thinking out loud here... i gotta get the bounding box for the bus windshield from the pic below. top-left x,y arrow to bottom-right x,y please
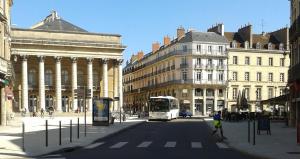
150,98 -> 170,112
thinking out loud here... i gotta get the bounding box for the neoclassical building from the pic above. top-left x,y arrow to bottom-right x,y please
11,11 -> 125,113
123,27 -> 229,116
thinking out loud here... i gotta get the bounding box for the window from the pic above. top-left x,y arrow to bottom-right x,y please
245,56 -> 250,65
218,89 -> 223,97
245,72 -> 250,81
195,88 -> 203,96
183,45 -> 187,52
207,59 -> 212,65
256,88 -> 262,100
208,73 -> 213,81
257,57 -> 262,66
233,72 -> 237,81
231,41 -> 237,48
206,89 -> 214,97
78,70 -> 84,86
208,46 -> 212,52
182,71 -> 187,81
233,88 -> 237,99
268,73 -> 273,82
28,69 -> 37,86
268,88 -> 274,99
62,70 -> 69,85
196,72 -> 201,81
218,73 -> 224,81
280,58 -> 285,66
218,59 -> 224,66
45,95 -> 53,110
233,56 -> 238,64
257,72 -> 262,81
268,43 -> 272,50
245,88 -> 250,99
197,45 -> 201,52
280,73 -> 284,82
196,58 -> 201,65
269,58 -> 273,66
218,46 -> 223,53
181,57 -> 187,64
45,69 -> 53,86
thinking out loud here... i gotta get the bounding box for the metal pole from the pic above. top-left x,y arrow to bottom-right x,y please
70,120 -> 72,143
253,119 -> 256,145
84,86 -> 86,137
119,106 -> 121,124
77,118 -> 79,139
59,121 -> 61,146
248,119 -> 250,143
46,120 -> 48,147
22,122 -> 25,151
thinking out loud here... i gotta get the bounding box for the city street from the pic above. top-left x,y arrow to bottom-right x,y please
40,119 -> 259,159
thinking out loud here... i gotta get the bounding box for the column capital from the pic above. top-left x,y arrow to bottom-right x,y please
55,56 -> 62,62
38,56 -> 45,62
87,57 -> 93,63
116,59 -> 123,65
71,57 -> 77,63
102,58 -> 109,64
21,55 -> 28,61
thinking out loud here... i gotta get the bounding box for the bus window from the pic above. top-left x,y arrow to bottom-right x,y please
150,98 -> 169,112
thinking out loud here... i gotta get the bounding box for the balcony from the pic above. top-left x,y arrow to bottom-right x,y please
194,64 -> 205,69
216,65 -> 226,70
290,16 -> 300,42
206,64 -> 215,70
194,49 -> 227,58
194,80 -> 227,86
180,63 -> 189,68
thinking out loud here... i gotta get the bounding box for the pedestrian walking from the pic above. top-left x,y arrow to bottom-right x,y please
40,108 -> 44,118
211,111 -> 224,140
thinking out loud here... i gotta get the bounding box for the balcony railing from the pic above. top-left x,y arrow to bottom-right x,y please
194,49 -> 227,57
216,65 -> 226,70
194,80 -> 227,85
206,64 -> 215,70
180,63 -> 189,68
194,64 -> 205,69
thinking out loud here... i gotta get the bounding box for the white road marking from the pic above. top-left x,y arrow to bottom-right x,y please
164,141 -> 176,148
110,142 -> 128,149
191,142 -> 202,148
216,142 -> 229,149
84,142 -> 105,149
137,141 -> 152,148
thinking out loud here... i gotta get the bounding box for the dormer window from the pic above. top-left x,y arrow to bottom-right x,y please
244,41 -> 249,49
268,43 -> 272,50
279,43 -> 284,50
256,42 -> 261,49
231,40 -> 237,48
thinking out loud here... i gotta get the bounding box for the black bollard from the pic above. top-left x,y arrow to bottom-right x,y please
253,119 -> 256,145
59,121 -> 61,146
248,119 -> 250,143
77,118 -> 79,139
70,120 -> 72,143
46,120 -> 48,147
22,122 -> 25,151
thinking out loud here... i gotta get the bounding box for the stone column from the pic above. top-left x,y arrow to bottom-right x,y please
118,59 -> 123,111
191,88 -> 195,116
87,58 -> 93,111
214,89 -> 218,111
102,58 -> 108,97
38,56 -> 45,111
113,60 -> 118,111
55,57 -> 62,112
203,88 -> 207,116
21,56 -> 28,111
72,57 -> 78,111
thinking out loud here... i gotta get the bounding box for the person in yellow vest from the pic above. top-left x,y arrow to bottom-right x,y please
212,111 -> 224,140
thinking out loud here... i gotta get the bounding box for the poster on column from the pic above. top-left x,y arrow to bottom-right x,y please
92,97 -> 113,126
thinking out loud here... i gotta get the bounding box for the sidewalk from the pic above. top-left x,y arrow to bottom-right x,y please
204,118 -> 300,159
0,114 -> 146,159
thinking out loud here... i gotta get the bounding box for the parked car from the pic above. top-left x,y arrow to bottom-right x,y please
179,110 -> 192,118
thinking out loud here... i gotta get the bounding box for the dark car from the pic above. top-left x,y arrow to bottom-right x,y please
179,110 -> 192,118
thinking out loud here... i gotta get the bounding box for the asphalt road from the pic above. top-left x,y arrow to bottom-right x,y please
40,119 -> 259,159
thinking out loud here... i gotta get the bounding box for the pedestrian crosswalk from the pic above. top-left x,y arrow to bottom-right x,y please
84,141 -> 229,149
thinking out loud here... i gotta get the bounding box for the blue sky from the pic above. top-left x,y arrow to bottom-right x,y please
11,0 -> 290,63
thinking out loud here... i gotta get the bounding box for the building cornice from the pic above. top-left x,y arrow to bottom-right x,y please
228,48 -> 290,54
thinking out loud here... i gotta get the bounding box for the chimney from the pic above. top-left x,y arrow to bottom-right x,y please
152,42 -> 160,53
137,51 -> 144,60
163,36 -> 171,46
207,23 -> 224,36
177,27 -> 185,39
238,24 -> 253,48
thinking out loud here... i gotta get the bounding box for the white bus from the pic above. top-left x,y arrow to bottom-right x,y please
149,96 -> 179,120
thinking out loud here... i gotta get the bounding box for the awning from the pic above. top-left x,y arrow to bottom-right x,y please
261,94 -> 288,105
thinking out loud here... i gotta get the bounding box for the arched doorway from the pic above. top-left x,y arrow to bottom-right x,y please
45,95 -> 53,111
29,95 -> 37,112
62,96 -> 69,112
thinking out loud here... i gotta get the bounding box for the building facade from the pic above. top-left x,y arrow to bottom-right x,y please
0,0 -> 13,126
289,0 -> 300,144
222,24 -> 290,112
123,27 -> 229,116
11,11 -> 125,114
